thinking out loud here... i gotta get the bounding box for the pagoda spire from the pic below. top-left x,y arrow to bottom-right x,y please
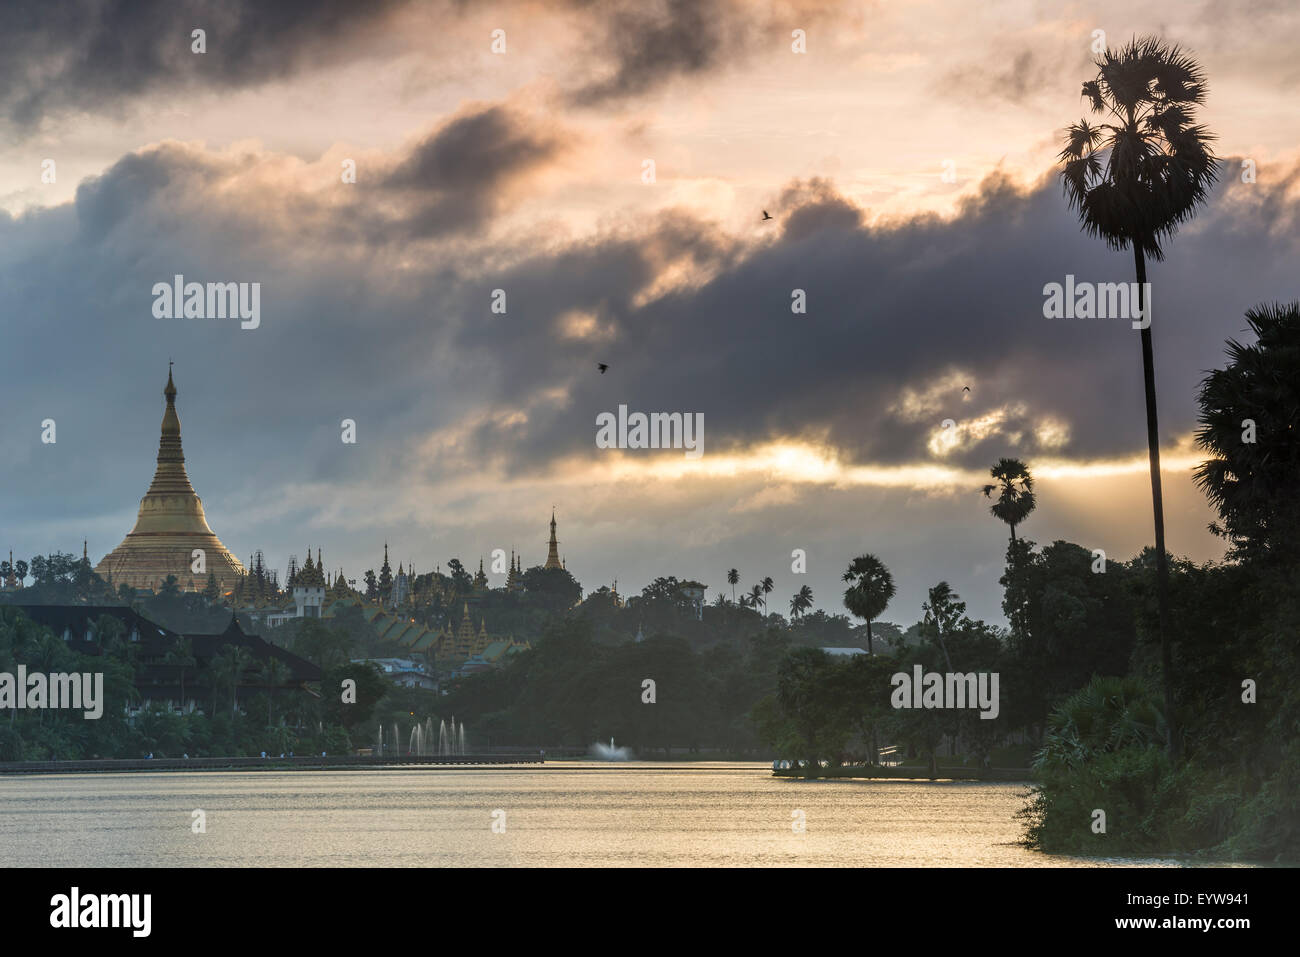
94,366 -> 245,592
544,509 -> 562,570
147,365 -> 196,495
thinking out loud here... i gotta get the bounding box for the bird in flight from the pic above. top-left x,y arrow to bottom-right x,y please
597,363 -> 609,374
762,210 -> 773,221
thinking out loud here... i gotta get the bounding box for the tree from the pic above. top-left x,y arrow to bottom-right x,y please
446,558 -> 472,594
1059,36 -> 1219,762
842,554 -> 895,764
259,657 -> 290,726
760,576 -> 774,609
777,647 -> 851,775
921,581 -> 965,672
158,574 -> 181,599
982,457 -> 1036,543
727,568 -> 739,603
520,565 -> 583,613
1194,302 -> 1300,564
163,638 -> 196,712
748,584 -> 764,614
363,569 -> 378,601
202,572 -> 220,602
789,584 -> 814,619
3,558 -> 29,587
213,646 -> 253,715
841,554 -> 895,655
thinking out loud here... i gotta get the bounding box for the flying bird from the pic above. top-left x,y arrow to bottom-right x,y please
762,210 -> 773,221
597,363 -> 609,374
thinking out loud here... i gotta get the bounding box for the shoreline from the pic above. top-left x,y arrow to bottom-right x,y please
0,753 -> 545,774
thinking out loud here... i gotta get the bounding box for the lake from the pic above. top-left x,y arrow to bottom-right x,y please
0,761 -> 1194,867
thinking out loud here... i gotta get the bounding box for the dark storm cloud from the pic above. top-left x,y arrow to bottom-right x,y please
0,0 -> 408,130
446,165 -> 1300,473
380,105 -> 568,239
568,0 -> 732,106
1,0 -> 839,132
565,0 -> 841,106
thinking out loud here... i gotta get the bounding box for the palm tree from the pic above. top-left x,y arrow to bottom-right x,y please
748,583 -> 764,614
982,457 -> 1036,543
760,576 -> 774,611
789,584 -> 814,619
1059,37 -> 1218,762
163,638 -> 196,713
727,568 -> 739,603
921,582 -> 963,673
841,555 -> 895,655
259,657 -> 290,726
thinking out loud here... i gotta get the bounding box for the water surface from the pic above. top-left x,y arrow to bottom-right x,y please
0,761 -> 1191,867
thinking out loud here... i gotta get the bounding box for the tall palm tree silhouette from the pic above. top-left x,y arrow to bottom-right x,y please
789,584 -> 814,619
982,457 -> 1036,543
842,554 -> 895,655
1059,36 -> 1219,762
727,568 -> 739,603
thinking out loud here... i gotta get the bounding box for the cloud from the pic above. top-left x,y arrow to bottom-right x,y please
380,104 -> 570,238
0,0 -> 409,131
566,0 -> 842,106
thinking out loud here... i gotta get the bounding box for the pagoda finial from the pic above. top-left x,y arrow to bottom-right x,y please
545,508 -> 562,569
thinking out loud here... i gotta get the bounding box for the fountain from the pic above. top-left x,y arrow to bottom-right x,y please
459,723 -> 466,754
392,722 -> 400,758
590,736 -> 632,761
438,719 -> 448,755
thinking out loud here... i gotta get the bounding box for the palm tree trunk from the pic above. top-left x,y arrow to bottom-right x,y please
1134,245 -> 1180,763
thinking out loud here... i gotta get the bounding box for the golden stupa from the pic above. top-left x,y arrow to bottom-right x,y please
95,368 -> 245,593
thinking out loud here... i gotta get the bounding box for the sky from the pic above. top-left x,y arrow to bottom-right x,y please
2,0 -> 1298,628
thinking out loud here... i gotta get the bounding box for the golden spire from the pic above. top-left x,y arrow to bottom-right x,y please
147,365 -> 195,496
94,366 -> 245,593
545,508 -> 562,570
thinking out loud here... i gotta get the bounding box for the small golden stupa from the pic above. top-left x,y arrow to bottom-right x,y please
95,367 -> 245,593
